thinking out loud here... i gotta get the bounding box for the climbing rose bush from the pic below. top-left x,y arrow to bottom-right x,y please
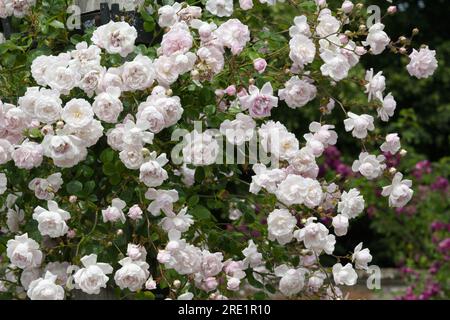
0,0 -> 438,300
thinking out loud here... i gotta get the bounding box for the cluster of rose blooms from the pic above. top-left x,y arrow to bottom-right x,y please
0,0 -> 35,19
0,0 -> 439,300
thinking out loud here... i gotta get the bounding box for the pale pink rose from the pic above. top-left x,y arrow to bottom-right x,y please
253,58 -> 267,73
128,205 -> 143,221
239,0 -> 253,10
225,85 -> 236,96
12,141 -> 44,169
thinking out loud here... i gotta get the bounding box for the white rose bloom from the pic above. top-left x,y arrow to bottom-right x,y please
363,23 -> 390,55
139,152 -> 169,187
65,119 -> 103,148
0,139 -> 14,165
364,68 -> 385,101
378,92 -> 396,121
106,123 -> 126,151
344,112 -> 375,139
381,172 -> 413,208
274,265 -> 307,296
18,87 -> 62,123
61,98 -> 94,129
294,217 -> 335,254
31,55 -> 57,86
289,15 -> 311,37
320,49 -> 351,81
4,106 -> 30,134
316,10 -> 340,37
69,42 -> 102,76
114,257 -> 149,292
352,242 -> 372,270
308,271 -> 326,292
6,233 -> 43,269
337,188 -> 365,219
92,87 -> 123,123
73,254 -> 113,295
206,0 -> 233,17
149,93 -> 184,127
380,133 -> 401,154
91,21 -> 137,57
332,214 -> 349,236
27,271 -> 64,300
276,174 -> 323,208
287,148 -> 319,179
289,34 -> 316,68
267,209 -> 297,245
32,200 -> 71,238
153,55 -> 181,86
220,113 -> 255,145
215,19 -> 250,56
77,65 -> 104,97
97,67 -> 123,93
332,263 -> 358,286
158,3 -> 182,27
136,103 -> 166,134
145,188 -> 179,216
122,119 -> 154,148
160,207 -> 194,233
43,54 -> 80,95
126,244 -> 147,261
0,173 -> 7,194
406,46 -> 438,79
102,198 -> 127,223
351,152 -> 386,180
249,164 -> 287,194
259,121 -> 289,154
119,146 -> 145,170
41,134 -> 87,168
200,250 -> 224,278
242,240 -> 263,269
279,76 -> 317,109
121,54 -> 155,92
182,131 -> 219,166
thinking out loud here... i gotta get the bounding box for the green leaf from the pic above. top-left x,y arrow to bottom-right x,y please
100,148 -> 115,164
49,20 -> 65,29
191,205 -> 211,220
66,181 -> 83,195
187,195 -> 200,207
143,20 -> 155,32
